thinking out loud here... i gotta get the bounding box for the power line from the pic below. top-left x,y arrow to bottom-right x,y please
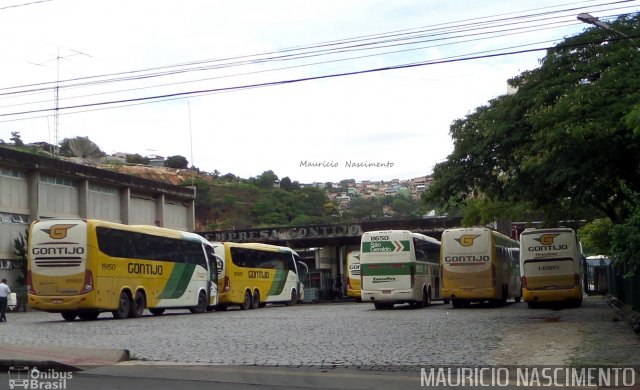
2,0 -> 633,95
0,1 -> 637,122
0,35 -> 629,122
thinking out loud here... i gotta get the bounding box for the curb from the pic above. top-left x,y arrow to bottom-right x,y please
0,344 -> 130,371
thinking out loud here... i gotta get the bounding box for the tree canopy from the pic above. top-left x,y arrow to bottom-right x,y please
424,14 -> 640,225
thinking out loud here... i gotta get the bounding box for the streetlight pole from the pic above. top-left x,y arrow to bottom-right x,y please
577,12 -> 640,49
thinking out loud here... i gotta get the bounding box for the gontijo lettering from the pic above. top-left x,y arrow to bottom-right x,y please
31,247 -> 85,255
444,255 -> 490,263
127,263 -> 163,275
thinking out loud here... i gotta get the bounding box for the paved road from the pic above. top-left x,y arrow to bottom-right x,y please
1,295 -> 638,368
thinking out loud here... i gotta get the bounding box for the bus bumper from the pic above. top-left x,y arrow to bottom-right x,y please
28,293 -> 97,312
442,287 -> 497,300
523,287 -> 582,303
361,289 -> 414,303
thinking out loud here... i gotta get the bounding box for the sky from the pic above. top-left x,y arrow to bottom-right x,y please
0,0 -> 636,184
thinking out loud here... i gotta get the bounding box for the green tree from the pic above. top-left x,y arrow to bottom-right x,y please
166,155 -> 189,169
425,14 -> 640,225
578,218 -> 613,257
252,170 -> 279,188
13,230 -> 28,285
280,176 -> 296,191
611,207 -> 640,277
10,132 -> 24,146
126,153 -> 150,165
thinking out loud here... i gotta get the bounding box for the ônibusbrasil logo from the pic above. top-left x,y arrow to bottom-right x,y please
8,366 -> 73,389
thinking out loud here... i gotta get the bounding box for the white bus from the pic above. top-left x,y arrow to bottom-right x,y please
441,227 -> 521,308
360,230 -> 442,310
519,227 -> 584,308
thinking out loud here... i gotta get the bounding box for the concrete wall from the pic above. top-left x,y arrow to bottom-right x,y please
0,147 -> 197,281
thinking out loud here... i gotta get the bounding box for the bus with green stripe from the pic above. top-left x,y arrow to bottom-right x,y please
212,242 -> 307,310
27,218 -> 219,321
360,230 -> 442,310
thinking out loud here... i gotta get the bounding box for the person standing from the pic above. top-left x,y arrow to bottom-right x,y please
0,278 -> 10,322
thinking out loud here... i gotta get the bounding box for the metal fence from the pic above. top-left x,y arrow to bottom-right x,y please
606,265 -> 640,311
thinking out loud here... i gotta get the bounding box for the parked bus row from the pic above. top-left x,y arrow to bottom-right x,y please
358,227 -> 584,310
27,218 -> 307,321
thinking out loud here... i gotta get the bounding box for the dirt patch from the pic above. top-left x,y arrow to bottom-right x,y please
492,321 -> 583,365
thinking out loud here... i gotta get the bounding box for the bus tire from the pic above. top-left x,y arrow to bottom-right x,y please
78,312 -> 100,321
251,290 -> 260,309
285,289 -> 298,306
149,308 -> 165,316
61,312 -> 77,321
374,302 -> 386,310
130,290 -> 146,318
112,291 -> 131,319
417,287 -> 428,308
189,291 -> 208,313
241,290 -> 252,310
452,299 -> 464,309
426,287 -> 432,307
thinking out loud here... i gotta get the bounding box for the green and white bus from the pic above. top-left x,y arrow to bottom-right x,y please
360,230 -> 442,310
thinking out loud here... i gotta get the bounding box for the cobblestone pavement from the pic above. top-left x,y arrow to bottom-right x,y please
1,296 -> 638,368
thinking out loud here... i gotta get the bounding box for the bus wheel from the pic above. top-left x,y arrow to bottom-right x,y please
426,288 -> 432,307
285,289 -> 298,306
374,302 -> 385,310
61,312 -> 77,321
78,312 -> 100,321
149,308 -> 165,316
213,304 -> 228,311
112,291 -> 131,319
190,291 -> 208,314
241,290 -> 252,310
130,291 -> 146,318
251,290 -> 260,309
452,299 -> 464,309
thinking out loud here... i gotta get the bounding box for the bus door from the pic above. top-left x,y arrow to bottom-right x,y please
205,245 -> 221,306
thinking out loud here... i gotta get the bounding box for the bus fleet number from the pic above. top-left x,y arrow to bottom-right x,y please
537,265 -> 560,271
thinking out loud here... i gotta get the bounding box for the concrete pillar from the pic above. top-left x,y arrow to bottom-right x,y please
120,187 -> 130,225
78,180 -> 89,218
155,193 -> 165,227
186,185 -> 196,232
187,199 -> 195,232
27,170 -> 40,222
